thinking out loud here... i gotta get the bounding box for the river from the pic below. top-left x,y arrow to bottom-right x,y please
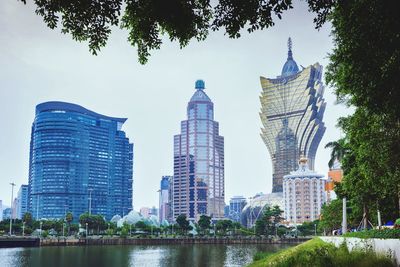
0,244 -> 292,267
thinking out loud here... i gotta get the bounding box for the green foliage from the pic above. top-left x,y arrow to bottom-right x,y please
249,238 -> 395,267
19,0 -> 336,64
297,221 -> 319,236
254,205 -> 284,236
79,213 -> 107,234
198,215 -> 211,235
343,229 -> 400,239
22,212 -> 33,226
324,0 -> 400,224
216,219 -> 233,235
395,219 -> 400,227
41,230 -> 48,238
176,214 -> 190,234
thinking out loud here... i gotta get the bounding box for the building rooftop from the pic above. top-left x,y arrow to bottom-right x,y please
36,101 -> 127,123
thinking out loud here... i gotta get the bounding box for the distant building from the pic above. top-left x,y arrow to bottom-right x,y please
229,196 -> 247,223
140,207 -> 150,218
28,101 -> 133,221
173,80 -> 225,221
3,208 -> 11,220
325,166 -> 343,203
12,198 -> 18,220
224,205 -> 230,218
241,192 -> 284,228
159,176 -> 172,223
17,185 -> 29,219
0,200 -> 3,221
260,38 -> 326,192
150,206 -> 158,217
283,158 -> 326,224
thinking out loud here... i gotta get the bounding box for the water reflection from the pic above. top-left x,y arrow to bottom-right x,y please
0,244 -> 292,267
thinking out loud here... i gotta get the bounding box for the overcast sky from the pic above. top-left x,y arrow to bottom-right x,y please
0,1 -> 351,210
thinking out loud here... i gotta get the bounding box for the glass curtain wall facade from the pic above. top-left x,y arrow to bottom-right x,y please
260,38 -> 326,192
228,196 -> 247,223
28,101 -> 133,221
17,185 -> 29,219
173,80 -> 225,221
159,176 -> 171,223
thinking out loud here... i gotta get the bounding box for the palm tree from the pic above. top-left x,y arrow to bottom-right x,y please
325,138 -> 348,169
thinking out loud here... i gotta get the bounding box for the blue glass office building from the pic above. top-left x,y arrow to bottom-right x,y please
28,101 -> 133,220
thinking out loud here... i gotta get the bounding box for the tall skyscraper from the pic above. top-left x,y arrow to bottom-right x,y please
28,101 -> 133,220
16,184 -> 29,219
173,80 -> 225,221
159,176 -> 172,223
260,38 -> 326,192
283,158 -> 326,224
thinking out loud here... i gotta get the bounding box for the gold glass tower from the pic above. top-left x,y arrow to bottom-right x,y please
260,38 -> 326,192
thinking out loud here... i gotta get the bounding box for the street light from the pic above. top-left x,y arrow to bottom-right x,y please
22,221 -> 26,236
86,222 -> 88,237
88,189 -> 93,215
9,182 -> 16,236
314,224 -> 317,236
40,221 -> 43,238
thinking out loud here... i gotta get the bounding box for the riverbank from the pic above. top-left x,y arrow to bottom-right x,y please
249,238 -> 396,267
0,236 -> 309,248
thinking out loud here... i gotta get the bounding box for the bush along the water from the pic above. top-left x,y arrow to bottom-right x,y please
249,238 -> 395,267
343,229 -> 400,239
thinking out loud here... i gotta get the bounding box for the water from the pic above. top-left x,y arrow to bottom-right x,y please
0,244 -> 292,267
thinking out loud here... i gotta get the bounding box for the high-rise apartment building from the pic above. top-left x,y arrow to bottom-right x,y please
28,101 -> 133,220
17,185 -> 29,219
260,38 -> 326,192
283,158 -> 325,224
173,80 -> 225,221
159,176 -> 172,223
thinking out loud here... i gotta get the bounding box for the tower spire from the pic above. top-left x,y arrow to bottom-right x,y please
287,37 -> 293,60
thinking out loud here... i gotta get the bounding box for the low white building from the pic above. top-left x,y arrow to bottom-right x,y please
283,158 -> 326,224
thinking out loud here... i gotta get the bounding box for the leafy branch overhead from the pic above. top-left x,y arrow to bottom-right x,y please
18,0 -> 335,64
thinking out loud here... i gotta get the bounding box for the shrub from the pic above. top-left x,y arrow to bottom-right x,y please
343,229 -> 400,239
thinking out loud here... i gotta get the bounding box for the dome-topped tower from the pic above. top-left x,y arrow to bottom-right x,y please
281,37 -> 299,77
190,79 -> 211,102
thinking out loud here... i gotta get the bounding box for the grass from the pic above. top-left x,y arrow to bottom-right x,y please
249,238 -> 395,267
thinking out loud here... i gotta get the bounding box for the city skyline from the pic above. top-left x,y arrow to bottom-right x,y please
0,0 -> 352,210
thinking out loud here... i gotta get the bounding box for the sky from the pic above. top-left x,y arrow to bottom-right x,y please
0,1 -> 351,210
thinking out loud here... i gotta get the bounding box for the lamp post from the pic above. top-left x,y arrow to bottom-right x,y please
86,223 -> 88,237
22,221 -> 26,236
40,221 -> 43,238
314,224 -> 317,236
9,182 -> 16,236
88,189 -> 93,215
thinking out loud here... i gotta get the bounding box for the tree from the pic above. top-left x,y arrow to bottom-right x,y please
17,0 -> 335,64
254,205 -> 283,236
325,139 -> 349,169
22,212 -> 33,227
66,212 -> 73,235
176,214 -> 190,234
198,215 -> 211,235
216,220 -> 233,235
